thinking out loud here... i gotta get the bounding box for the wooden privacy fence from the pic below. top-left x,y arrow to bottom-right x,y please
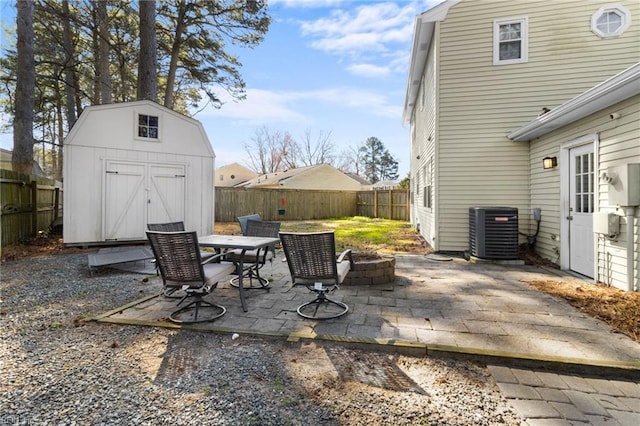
1,182 -> 407,246
0,169 -> 62,247
215,187 -> 409,222
357,189 -> 410,221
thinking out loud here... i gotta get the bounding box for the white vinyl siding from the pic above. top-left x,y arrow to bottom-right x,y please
411,33 -> 438,247
426,0 -> 640,252
529,95 -> 639,291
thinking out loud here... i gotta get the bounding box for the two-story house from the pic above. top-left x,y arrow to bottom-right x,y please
404,0 -> 639,291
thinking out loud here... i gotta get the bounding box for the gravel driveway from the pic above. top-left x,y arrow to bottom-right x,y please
1,252 -> 523,425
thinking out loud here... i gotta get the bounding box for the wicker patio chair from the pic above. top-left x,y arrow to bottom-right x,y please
236,214 -> 262,235
279,231 -> 353,320
226,220 -> 281,289
147,221 -> 186,232
147,222 -> 214,297
146,231 -> 234,324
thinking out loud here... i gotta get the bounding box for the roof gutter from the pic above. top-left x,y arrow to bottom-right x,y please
508,62 -> 640,142
402,0 -> 461,124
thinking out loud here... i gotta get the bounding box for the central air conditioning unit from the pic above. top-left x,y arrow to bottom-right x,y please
469,207 -> 519,260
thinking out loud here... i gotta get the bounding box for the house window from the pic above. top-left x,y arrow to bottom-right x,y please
424,186 -> 432,208
591,5 -> 630,38
493,17 -> 528,65
425,159 -> 432,209
138,114 -> 159,139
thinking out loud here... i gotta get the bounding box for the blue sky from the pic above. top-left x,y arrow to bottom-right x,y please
0,0 -> 443,178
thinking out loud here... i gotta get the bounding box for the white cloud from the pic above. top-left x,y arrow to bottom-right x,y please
195,85 -> 400,125
195,89 -> 308,125
301,87 -> 401,119
293,1 -> 439,77
347,63 -> 391,78
299,2 -> 419,55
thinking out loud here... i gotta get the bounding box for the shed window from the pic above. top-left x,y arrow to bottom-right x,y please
138,114 -> 159,139
493,17 -> 528,65
591,5 -> 630,38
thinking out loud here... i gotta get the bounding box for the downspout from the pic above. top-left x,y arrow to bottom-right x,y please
625,206 -> 637,291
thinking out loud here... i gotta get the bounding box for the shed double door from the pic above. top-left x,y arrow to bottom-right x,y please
104,160 -> 185,240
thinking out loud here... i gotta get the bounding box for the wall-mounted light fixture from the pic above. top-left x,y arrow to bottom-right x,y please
542,156 -> 557,169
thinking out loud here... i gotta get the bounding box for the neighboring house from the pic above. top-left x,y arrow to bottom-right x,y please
239,164 -> 368,190
215,162 -> 257,187
63,100 -> 216,245
404,0 -> 639,291
346,173 -> 373,190
372,180 -> 400,190
0,148 -> 45,176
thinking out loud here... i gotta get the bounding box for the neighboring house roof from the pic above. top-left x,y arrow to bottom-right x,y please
372,180 -> 399,189
239,164 -> 367,190
508,62 -> 640,142
346,173 -> 372,186
403,0 -> 461,123
215,162 -> 257,187
0,148 -> 45,176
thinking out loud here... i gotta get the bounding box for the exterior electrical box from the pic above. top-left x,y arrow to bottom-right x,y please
608,163 -> 640,206
593,212 -> 620,237
469,207 -> 519,260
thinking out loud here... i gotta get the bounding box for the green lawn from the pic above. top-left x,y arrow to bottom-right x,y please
218,216 -> 425,254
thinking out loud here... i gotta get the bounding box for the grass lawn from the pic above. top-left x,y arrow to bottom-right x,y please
214,216 -> 428,255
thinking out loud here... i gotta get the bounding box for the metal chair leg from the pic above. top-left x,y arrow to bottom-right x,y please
169,298 -> 226,324
296,290 -> 349,320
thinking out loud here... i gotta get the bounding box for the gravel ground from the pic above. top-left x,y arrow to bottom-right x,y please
1,252 -> 523,425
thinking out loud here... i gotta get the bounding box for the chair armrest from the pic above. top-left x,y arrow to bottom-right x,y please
337,249 -> 354,270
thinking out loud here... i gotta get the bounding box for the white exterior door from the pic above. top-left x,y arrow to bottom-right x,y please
104,161 -> 186,240
568,145 -> 594,278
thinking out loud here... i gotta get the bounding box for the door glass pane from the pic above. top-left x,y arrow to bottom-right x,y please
573,152 -> 594,214
582,155 -> 588,175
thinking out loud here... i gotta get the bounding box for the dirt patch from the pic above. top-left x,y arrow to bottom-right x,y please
1,235 -> 85,263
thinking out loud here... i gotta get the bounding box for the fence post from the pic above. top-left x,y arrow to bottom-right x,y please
54,187 -> 60,220
374,190 -> 379,218
406,190 -> 410,222
31,180 -> 38,237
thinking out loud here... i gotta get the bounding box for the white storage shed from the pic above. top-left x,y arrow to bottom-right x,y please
63,100 -> 215,246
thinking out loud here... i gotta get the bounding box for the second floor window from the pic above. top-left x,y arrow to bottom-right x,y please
138,114 -> 159,139
494,17 -> 528,65
591,5 -> 630,38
